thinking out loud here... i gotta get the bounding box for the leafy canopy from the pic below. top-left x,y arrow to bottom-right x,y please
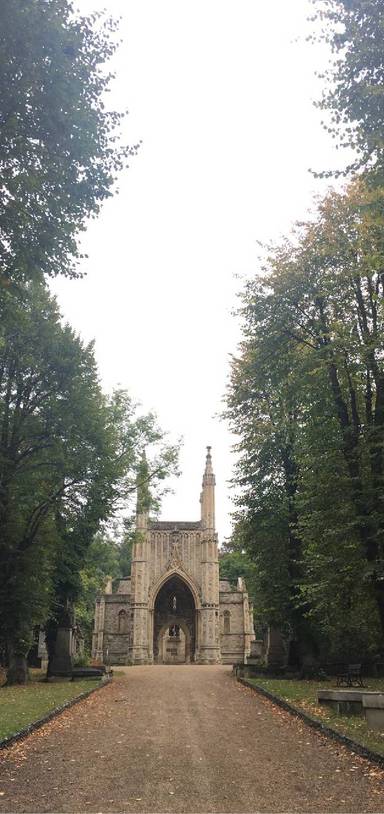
312,0 -> 384,181
0,0 -> 139,288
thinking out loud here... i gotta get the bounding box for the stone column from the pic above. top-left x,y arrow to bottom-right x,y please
240,582 -> 253,662
128,506 -> 150,665
199,447 -> 221,663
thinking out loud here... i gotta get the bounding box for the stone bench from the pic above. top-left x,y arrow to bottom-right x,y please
363,694 -> 384,731
318,689 -> 383,716
317,689 -> 384,729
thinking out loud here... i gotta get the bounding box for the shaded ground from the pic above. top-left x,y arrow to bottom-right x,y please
1,665 -> 384,813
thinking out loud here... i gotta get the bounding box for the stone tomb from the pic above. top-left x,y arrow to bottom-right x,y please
318,689 -> 384,730
318,689 -> 370,716
92,448 -> 255,665
363,694 -> 384,731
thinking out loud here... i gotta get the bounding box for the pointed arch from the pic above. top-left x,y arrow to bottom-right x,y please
117,609 -> 128,634
156,619 -> 192,663
149,567 -> 201,610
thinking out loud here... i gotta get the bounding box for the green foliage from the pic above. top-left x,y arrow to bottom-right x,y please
118,527 -> 134,578
0,0 -> 138,289
219,549 -> 258,608
72,653 -> 90,668
0,282 -> 114,666
74,523 -> 139,652
226,179 -> 384,660
0,282 -> 180,676
49,388 -> 179,612
312,0 -> 384,181
75,531 -> 121,651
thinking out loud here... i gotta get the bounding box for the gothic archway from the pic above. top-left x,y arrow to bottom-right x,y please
153,575 -> 196,663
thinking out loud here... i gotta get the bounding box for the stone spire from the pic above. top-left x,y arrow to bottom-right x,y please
130,451 -> 151,664
200,446 -> 215,531
136,451 -> 150,531
199,446 -> 221,663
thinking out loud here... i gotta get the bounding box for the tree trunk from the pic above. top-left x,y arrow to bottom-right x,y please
6,644 -> 29,685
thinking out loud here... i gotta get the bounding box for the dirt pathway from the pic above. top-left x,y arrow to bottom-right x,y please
1,665 -> 384,813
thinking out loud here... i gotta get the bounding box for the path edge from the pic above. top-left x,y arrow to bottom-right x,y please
0,675 -> 112,751
237,676 -> 384,768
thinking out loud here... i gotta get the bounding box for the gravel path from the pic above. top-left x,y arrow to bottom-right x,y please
1,665 -> 384,813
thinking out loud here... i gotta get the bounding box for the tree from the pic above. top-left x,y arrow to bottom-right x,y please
226,296 -> 316,659
219,548 -> 258,609
266,182 -> 384,640
0,283 -> 180,682
118,524 -> 135,578
0,282 -> 116,682
226,180 -> 384,661
75,531 -> 121,653
0,0 -> 138,291
312,0 -> 384,182
297,391 -> 380,660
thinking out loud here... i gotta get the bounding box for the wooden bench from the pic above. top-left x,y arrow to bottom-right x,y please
336,663 -> 364,688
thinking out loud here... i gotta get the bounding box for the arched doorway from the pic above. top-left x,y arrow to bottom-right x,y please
153,575 -> 196,663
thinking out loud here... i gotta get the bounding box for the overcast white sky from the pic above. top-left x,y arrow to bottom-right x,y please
52,0 -> 345,541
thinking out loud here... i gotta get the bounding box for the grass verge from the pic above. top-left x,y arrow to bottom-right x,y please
0,678 -> 101,741
246,677 -> 384,757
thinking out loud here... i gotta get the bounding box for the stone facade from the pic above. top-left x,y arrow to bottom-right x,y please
92,448 -> 255,665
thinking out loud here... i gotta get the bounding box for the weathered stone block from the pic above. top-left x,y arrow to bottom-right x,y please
363,693 -> 384,730
318,689 -> 383,716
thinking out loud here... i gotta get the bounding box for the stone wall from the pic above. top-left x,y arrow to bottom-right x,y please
102,595 -> 131,665
93,575 -> 254,666
219,590 -> 249,664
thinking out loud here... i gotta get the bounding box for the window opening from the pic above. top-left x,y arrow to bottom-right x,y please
118,609 -> 128,634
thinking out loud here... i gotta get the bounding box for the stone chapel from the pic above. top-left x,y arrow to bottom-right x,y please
92,447 -> 255,665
